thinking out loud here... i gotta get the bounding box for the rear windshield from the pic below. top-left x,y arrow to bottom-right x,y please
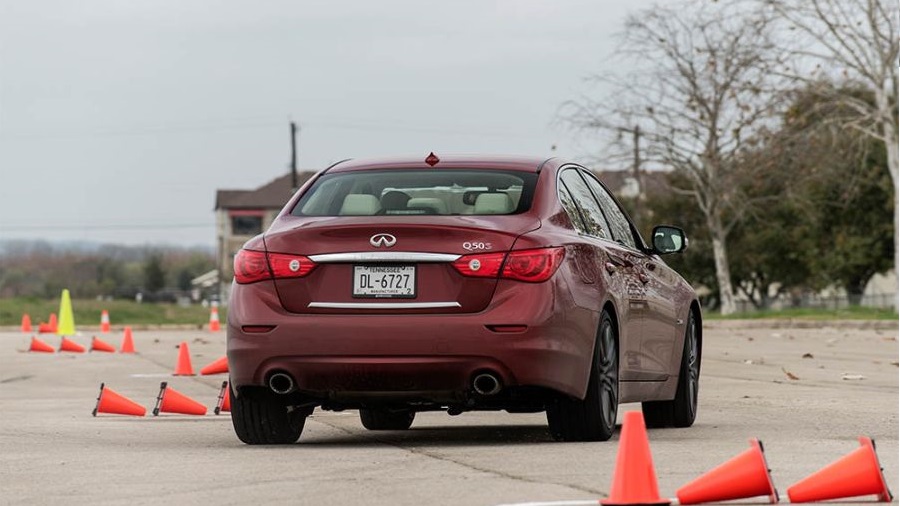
292,169 -> 537,217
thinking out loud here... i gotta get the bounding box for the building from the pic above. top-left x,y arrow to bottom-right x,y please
215,171 -> 315,300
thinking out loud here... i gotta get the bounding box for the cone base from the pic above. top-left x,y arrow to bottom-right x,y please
601,501 -> 670,506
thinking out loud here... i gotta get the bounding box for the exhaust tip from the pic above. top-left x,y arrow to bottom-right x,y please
268,372 -> 295,395
472,373 -> 502,396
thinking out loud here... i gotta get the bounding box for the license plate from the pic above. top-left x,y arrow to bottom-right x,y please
353,265 -> 416,298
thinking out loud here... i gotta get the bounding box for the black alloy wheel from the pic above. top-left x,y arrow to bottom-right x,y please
546,311 -> 618,442
642,311 -> 700,428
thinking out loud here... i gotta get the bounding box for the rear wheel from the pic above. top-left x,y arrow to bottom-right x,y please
546,311 -> 618,442
642,311 -> 700,428
230,386 -> 307,444
359,408 -> 415,430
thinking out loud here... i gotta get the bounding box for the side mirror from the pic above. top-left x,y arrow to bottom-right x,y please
651,225 -> 687,255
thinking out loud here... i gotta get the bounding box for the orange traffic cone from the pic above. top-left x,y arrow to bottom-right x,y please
29,336 -> 55,353
200,355 -> 228,375
787,436 -> 892,503
153,382 -> 207,416
100,310 -> 110,333
90,336 -> 117,353
173,341 -> 195,375
92,383 -> 146,416
676,439 -> 779,505
214,381 -> 231,414
120,326 -> 135,353
208,307 -> 221,332
59,336 -> 86,353
601,411 -> 670,506
21,314 -> 32,333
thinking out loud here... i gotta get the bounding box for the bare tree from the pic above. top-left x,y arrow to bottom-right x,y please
563,1 -> 785,314
764,0 -> 899,307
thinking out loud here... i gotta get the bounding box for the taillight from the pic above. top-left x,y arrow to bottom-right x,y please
267,252 -> 316,278
234,249 -> 270,284
452,247 -> 565,283
233,249 -> 316,284
502,247 -> 565,283
452,252 -> 505,278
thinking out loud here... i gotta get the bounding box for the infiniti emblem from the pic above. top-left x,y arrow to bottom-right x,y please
370,233 -> 397,248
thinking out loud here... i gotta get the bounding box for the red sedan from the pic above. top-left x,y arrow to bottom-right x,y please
227,154 -> 701,443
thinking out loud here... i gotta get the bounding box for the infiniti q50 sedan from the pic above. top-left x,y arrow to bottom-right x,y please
226,154 -> 701,444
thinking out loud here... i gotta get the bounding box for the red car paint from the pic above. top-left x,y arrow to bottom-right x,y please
227,155 -> 699,411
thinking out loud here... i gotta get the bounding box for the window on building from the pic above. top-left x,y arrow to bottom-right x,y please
232,215 -> 263,235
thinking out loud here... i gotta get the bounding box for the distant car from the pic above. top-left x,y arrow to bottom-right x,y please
227,155 -> 701,444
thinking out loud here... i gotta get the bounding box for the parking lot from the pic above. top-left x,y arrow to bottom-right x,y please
0,321 -> 896,505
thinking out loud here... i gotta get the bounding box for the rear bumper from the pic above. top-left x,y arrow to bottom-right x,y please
226,276 -> 598,400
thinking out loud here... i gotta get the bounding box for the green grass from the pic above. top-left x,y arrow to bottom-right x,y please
0,297 -> 226,327
707,305 -> 898,320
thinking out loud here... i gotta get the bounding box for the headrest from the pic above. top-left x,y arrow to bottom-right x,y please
473,193 -> 514,215
339,194 -> 382,215
381,191 -> 411,210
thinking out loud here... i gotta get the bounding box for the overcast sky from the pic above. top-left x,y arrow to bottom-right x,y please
0,0 -> 657,247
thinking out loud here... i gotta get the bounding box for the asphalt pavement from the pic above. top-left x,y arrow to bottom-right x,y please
0,321 -> 896,505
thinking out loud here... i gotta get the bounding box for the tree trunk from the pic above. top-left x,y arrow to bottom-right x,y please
878,88 -> 898,310
708,214 -> 737,315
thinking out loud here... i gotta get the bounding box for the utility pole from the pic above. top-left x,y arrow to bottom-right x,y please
290,121 -> 299,191
632,125 -> 643,214
617,125 -> 644,220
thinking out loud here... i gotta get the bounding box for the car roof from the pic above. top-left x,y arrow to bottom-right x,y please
325,155 -> 558,173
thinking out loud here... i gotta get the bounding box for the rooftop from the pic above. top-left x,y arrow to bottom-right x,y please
215,171 -> 316,210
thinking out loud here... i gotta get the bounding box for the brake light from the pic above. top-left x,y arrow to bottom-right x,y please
452,252 -> 505,278
233,249 -> 316,284
502,247 -> 565,283
267,252 -> 316,278
234,249 -> 270,284
452,247 -> 565,283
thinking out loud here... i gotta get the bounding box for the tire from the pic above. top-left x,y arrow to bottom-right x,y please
546,311 -> 618,442
642,311 -> 700,428
359,408 -> 415,430
230,385 -> 307,444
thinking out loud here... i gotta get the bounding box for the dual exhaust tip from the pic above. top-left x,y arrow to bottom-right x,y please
268,372 -> 295,395
269,371 -> 503,396
472,372 -> 502,396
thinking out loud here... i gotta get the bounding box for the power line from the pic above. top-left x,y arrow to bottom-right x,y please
1,223 -> 214,231
0,116 -> 551,142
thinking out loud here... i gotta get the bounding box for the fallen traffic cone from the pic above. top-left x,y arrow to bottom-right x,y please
153,382 -> 207,416
601,411 -> 670,506
56,289 -> 76,336
29,336 -> 56,353
90,336 -> 116,353
120,326 -> 135,353
787,436 -> 892,503
21,314 -> 32,333
38,313 -> 58,334
59,336 -> 86,353
173,341 -> 194,375
208,307 -> 221,332
676,439 -> 779,504
100,310 -> 110,333
214,381 -> 231,414
92,383 -> 146,416
200,355 -> 228,375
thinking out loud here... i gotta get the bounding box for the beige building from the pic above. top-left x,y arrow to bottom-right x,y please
215,172 -> 315,299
